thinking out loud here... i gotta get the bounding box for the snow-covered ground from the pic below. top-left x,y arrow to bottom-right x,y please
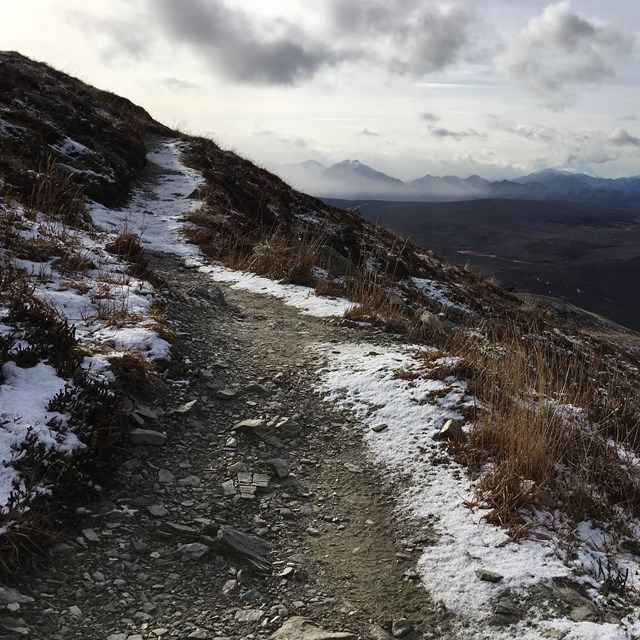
314,341 -> 640,640
199,265 -> 353,317
0,139 -> 204,525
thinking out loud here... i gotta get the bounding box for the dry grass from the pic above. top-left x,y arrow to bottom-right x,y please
107,350 -> 156,390
0,265 -> 125,569
451,320 -> 640,548
185,206 -> 327,288
247,227 -> 325,286
30,157 -> 90,227
343,267 -> 408,332
106,230 -> 150,278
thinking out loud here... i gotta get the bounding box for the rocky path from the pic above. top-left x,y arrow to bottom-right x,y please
6,252 -> 452,640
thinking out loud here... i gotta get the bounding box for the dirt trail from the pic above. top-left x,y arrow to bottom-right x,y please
8,250 -> 453,640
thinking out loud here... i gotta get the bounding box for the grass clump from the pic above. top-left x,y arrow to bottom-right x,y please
30,157 -> 90,227
106,230 -> 150,278
451,319 -> 640,558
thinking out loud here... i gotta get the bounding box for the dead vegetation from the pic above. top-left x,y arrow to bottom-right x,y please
0,265 -> 124,569
438,315 -> 640,566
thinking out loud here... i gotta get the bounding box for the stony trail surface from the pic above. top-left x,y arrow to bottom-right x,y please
8,252 -> 453,640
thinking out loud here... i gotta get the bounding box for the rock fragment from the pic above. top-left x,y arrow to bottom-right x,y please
475,568 -> 503,583
432,419 -> 466,442
270,616 -> 356,639
130,428 -> 167,446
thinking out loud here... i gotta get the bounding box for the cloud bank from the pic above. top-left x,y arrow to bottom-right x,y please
497,1 -> 634,106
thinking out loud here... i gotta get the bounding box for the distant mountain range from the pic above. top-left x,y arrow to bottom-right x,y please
273,161 -> 640,208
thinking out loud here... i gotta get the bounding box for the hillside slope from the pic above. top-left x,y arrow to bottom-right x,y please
2,53 -> 640,640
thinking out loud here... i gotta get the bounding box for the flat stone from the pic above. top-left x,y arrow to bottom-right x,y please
0,587 -> 34,606
252,473 -> 271,488
344,463 -> 363,473
271,616 -> 357,639
134,403 -> 161,420
159,522 -> 199,540
371,423 -> 389,433
69,605 -> 83,617
234,609 -> 264,623
228,461 -> 248,474
222,579 -> 238,596
130,428 -> 167,446
187,631 -> 209,639
246,383 -> 269,394
288,553 -> 317,565
147,504 -> 169,517
152,629 -> 170,637
222,480 -> 237,496
178,475 -> 202,487
81,528 -> 100,546
237,472 -> 253,485
176,542 -> 210,560
369,624 -> 393,640
234,418 -> 265,430
216,389 -> 238,401
107,634 -> 128,640
476,568 -> 503,583
169,399 -> 197,415
0,615 -> 28,633
158,468 -> 175,484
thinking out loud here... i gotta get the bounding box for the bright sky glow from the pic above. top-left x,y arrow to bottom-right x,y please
2,1 -> 639,179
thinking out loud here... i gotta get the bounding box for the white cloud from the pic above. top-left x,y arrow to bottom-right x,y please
496,1 -> 634,106
610,128 -> 640,147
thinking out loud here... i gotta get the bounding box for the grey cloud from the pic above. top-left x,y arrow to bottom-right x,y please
497,1 -> 634,105
430,126 -> 486,140
68,12 -> 151,61
610,128 -> 640,146
153,0 -> 345,86
359,129 -> 380,137
391,6 -> 472,75
329,0 -> 472,75
256,130 -> 308,148
421,111 -> 441,122
488,117 -> 556,143
162,77 -> 201,92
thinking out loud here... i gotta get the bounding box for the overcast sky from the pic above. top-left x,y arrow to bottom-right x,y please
3,1 -> 639,179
